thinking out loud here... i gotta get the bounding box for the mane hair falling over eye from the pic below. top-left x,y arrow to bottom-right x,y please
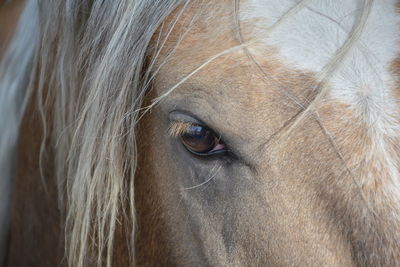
38,1 -> 194,266
0,0 -> 192,266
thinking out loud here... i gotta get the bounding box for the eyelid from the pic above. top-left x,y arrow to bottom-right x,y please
169,110 -> 205,125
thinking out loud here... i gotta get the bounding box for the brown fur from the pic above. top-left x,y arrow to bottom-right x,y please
6,89 -> 64,266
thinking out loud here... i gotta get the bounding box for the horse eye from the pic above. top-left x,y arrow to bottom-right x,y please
180,124 -> 226,155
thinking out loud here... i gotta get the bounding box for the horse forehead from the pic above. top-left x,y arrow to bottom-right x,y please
242,0 -> 400,111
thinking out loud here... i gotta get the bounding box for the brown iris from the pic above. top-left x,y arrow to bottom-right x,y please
170,123 -> 223,155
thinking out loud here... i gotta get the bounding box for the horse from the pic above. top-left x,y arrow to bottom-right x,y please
1,0 -> 400,266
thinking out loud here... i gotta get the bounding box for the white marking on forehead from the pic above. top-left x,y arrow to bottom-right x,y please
241,0 -> 400,129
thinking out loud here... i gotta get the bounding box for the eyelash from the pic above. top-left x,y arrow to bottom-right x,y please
168,121 -> 196,137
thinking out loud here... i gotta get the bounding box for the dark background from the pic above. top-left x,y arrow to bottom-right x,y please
0,0 -> 25,59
